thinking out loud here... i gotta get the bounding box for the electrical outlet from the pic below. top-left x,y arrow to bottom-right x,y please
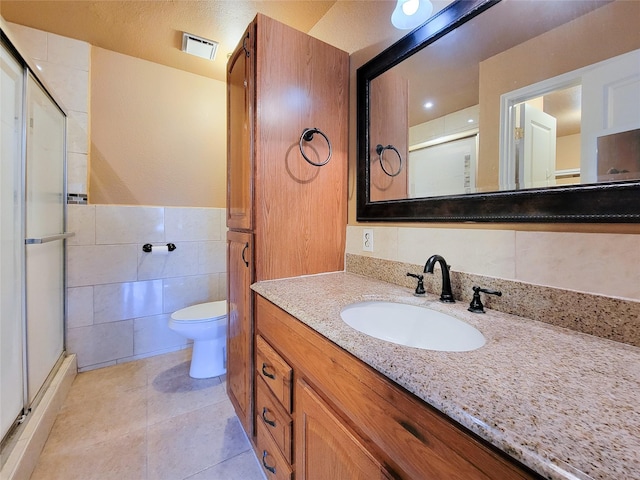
362,228 -> 374,252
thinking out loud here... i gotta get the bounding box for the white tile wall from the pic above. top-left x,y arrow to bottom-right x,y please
93,280 -> 164,324
6,22 -> 90,195
95,205 -> 165,244
346,225 -> 640,301
66,286 -> 94,329
162,274 -> 222,314
165,207 -> 223,242
66,205 -> 227,370
36,61 -> 89,112
67,244 -> 139,286
137,243 -> 199,281
133,314 -> 186,356
514,231 -> 640,300
409,105 -> 479,145
66,321 -> 134,367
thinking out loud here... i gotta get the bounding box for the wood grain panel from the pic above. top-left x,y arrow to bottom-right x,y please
227,25 -> 255,231
296,379 -> 392,480
253,14 -> 348,281
256,375 -> 293,462
256,334 -> 293,413
226,230 -> 253,435
256,418 -> 294,480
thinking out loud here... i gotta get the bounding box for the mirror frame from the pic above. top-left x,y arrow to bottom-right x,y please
356,0 -> 640,223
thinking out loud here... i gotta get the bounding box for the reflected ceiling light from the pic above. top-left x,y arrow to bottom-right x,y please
424,101 -> 434,109
391,0 -> 434,30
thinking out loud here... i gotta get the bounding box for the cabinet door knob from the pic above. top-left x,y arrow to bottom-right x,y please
262,450 -> 276,474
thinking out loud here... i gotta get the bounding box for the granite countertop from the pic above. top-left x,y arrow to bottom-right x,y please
251,272 -> 640,480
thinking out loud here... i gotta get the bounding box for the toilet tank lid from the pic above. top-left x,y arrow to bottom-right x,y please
171,301 -> 227,321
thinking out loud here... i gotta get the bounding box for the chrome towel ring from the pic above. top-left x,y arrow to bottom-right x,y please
375,144 -> 403,177
299,128 -> 332,166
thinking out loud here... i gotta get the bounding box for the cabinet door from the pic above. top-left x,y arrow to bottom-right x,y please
253,15 -> 348,281
227,230 -> 253,435
226,23 -> 254,231
296,379 -> 391,480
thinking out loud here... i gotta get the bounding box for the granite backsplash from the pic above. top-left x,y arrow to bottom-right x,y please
346,253 -> 640,348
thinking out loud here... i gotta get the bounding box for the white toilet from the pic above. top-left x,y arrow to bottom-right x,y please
168,301 -> 227,379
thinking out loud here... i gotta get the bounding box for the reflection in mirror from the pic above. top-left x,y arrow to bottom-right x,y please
366,0 -> 640,203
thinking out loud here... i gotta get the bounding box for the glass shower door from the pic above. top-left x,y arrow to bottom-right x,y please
1,41 -> 26,440
24,73 -> 66,404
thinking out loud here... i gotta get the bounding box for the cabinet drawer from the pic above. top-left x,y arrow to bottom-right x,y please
256,375 -> 293,462
256,416 -> 294,480
256,335 -> 293,412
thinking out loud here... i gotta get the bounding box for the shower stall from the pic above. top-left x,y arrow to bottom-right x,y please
1,30 -> 69,447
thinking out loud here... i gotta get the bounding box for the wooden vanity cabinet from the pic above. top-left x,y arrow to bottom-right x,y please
255,295 -> 542,480
296,379 -> 394,480
226,13 -> 348,442
255,334 -> 294,479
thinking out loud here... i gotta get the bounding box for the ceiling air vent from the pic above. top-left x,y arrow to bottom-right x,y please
181,32 -> 218,61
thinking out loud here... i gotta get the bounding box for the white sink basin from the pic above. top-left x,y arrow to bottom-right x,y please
340,301 -> 485,352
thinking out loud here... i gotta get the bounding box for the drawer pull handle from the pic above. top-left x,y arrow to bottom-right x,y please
241,242 -> 249,267
261,363 -> 276,380
262,450 -> 276,474
262,407 -> 277,427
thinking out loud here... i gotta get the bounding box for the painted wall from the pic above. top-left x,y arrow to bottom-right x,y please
478,0 -> 640,181
90,47 -> 226,208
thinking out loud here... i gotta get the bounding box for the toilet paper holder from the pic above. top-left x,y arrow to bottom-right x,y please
142,243 -> 176,253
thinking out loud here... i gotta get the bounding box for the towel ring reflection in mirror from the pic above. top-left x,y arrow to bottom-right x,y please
376,144 -> 403,177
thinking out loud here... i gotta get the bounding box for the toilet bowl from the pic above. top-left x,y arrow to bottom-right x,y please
168,301 -> 227,379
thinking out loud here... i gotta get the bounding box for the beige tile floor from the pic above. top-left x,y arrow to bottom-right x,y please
30,349 -> 266,480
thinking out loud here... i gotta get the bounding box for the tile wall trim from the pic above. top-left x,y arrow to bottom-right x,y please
346,253 -> 640,348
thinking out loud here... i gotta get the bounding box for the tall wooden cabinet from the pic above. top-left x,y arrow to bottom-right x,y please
226,14 -> 348,440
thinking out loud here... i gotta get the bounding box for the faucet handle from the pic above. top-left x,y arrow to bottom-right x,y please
407,273 -> 426,296
468,286 -> 502,313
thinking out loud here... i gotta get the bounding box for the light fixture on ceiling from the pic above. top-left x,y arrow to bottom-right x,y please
182,32 -> 218,61
391,0 -> 433,30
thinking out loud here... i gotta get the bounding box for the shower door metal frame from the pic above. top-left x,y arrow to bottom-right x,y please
0,28 -> 70,443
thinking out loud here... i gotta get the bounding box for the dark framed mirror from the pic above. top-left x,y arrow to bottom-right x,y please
357,0 -> 640,222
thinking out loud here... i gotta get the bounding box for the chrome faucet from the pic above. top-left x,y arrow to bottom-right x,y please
424,254 -> 455,303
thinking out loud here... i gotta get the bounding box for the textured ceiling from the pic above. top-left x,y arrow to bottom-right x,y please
0,0 -> 409,82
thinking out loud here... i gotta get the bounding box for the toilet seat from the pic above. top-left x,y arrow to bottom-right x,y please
170,301 -> 226,323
